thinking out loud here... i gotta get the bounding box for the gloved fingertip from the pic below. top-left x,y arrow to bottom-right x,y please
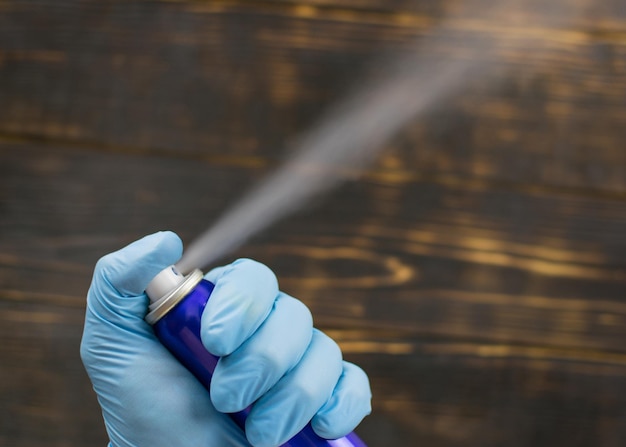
245,421 -> 280,447
203,265 -> 230,284
94,231 -> 184,297
311,361 -> 372,439
210,380 -> 241,413
201,259 -> 279,356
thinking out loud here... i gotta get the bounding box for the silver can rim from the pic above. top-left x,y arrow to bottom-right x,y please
145,269 -> 204,325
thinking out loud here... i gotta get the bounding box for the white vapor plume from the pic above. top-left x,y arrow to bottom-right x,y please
176,0 -> 580,274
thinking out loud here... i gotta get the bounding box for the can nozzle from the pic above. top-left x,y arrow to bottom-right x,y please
146,265 -> 186,304
145,266 -> 205,325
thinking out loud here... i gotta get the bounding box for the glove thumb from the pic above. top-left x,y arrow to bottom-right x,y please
87,231 -> 183,327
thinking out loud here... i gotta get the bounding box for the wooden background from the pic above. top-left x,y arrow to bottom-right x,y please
1,0 -> 626,446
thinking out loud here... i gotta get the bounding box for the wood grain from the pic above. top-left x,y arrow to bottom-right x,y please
0,0 -> 625,191
1,1 -> 626,446
2,140 -> 626,445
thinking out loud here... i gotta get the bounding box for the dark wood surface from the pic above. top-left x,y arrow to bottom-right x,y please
1,1 -> 626,446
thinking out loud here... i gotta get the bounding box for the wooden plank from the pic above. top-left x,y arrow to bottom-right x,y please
0,1 -> 626,191
352,343 -> 626,447
1,1 -> 625,444
260,0 -> 626,22
0,304 -> 107,447
6,303 -> 626,446
0,133 -> 624,447
2,141 -> 625,355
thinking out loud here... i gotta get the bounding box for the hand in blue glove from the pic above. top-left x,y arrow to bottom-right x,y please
80,231 -> 371,447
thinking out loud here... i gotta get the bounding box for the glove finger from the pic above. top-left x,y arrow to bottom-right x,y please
87,231 -> 183,327
203,264 -> 229,283
211,293 -> 313,413
201,258 -> 279,356
311,361 -> 372,439
245,329 -> 343,447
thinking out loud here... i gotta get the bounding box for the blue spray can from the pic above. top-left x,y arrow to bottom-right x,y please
145,266 -> 367,447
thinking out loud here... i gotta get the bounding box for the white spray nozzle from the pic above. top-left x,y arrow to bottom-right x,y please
146,265 -> 186,304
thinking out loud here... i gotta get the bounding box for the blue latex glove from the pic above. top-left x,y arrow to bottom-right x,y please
80,231 -> 371,447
